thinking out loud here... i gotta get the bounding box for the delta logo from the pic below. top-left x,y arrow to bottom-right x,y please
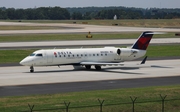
54,52 -> 57,57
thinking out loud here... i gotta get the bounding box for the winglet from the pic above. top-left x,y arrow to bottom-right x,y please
141,56 -> 148,64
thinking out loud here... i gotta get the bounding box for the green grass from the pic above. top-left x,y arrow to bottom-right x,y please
0,49 -> 35,64
0,45 -> 179,64
0,85 -> 180,112
0,25 -> 64,30
0,33 -> 176,42
146,45 -> 180,57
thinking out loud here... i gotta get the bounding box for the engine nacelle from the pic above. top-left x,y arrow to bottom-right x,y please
117,48 -> 138,56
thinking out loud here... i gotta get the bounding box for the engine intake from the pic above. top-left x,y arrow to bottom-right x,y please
117,49 -> 121,55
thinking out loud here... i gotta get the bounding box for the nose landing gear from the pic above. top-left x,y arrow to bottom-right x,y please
30,66 -> 34,73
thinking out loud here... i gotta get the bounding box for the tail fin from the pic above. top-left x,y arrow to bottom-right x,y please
131,31 -> 153,50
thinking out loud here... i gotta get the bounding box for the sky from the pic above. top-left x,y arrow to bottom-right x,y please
0,0 -> 180,9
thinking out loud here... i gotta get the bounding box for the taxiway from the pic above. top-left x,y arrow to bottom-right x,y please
0,59 -> 179,86
0,59 -> 180,96
0,38 -> 180,49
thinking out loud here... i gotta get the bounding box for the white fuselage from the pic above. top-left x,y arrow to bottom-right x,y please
20,47 -> 146,66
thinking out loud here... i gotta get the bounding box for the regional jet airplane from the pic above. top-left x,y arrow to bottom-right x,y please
20,31 -> 154,72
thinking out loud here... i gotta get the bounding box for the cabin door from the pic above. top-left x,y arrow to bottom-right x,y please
46,50 -> 53,63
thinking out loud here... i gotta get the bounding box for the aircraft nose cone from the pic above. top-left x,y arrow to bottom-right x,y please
19,57 -> 33,66
19,60 -> 25,65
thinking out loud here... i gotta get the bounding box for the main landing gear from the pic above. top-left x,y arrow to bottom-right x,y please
85,65 -> 101,71
30,66 -> 34,73
85,65 -> 91,70
95,65 -> 101,71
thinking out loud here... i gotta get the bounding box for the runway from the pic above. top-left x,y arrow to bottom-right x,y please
0,59 -> 180,96
1,38 -> 180,49
0,22 -> 180,35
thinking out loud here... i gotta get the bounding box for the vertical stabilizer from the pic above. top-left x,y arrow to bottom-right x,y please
131,31 -> 153,50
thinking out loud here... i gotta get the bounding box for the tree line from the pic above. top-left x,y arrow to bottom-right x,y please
0,7 -> 70,20
68,7 -> 180,19
0,6 -> 180,20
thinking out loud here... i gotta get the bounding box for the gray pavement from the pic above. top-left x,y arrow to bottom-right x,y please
0,59 -> 180,97
0,59 -> 179,86
1,76 -> 180,97
0,38 -> 180,49
0,22 -> 180,35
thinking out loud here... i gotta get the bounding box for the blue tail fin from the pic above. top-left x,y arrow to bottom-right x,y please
131,31 -> 153,50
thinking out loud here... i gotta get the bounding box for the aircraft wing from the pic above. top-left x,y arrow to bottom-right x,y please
80,61 -> 147,69
80,56 -> 148,69
80,62 -> 125,66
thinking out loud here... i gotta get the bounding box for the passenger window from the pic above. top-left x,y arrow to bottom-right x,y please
36,54 -> 43,57
101,54 -> 103,56
97,54 -> 99,56
93,54 -> 95,56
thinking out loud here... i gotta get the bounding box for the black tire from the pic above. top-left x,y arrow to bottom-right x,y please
30,66 -> 34,73
95,65 -> 101,71
85,65 -> 91,70
30,69 -> 34,73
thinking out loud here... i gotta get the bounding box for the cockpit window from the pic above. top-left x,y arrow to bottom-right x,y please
30,53 -> 35,56
36,54 -> 43,57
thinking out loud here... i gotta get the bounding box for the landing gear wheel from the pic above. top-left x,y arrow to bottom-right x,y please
95,65 -> 101,71
30,66 -> 34,73
30,69 -> 34,73
85,65 -> 91,70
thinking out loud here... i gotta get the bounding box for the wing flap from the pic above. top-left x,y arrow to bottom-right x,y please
80,56 -> 148,69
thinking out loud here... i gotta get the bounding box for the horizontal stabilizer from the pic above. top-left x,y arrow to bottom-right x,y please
145,32 -> 166,35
